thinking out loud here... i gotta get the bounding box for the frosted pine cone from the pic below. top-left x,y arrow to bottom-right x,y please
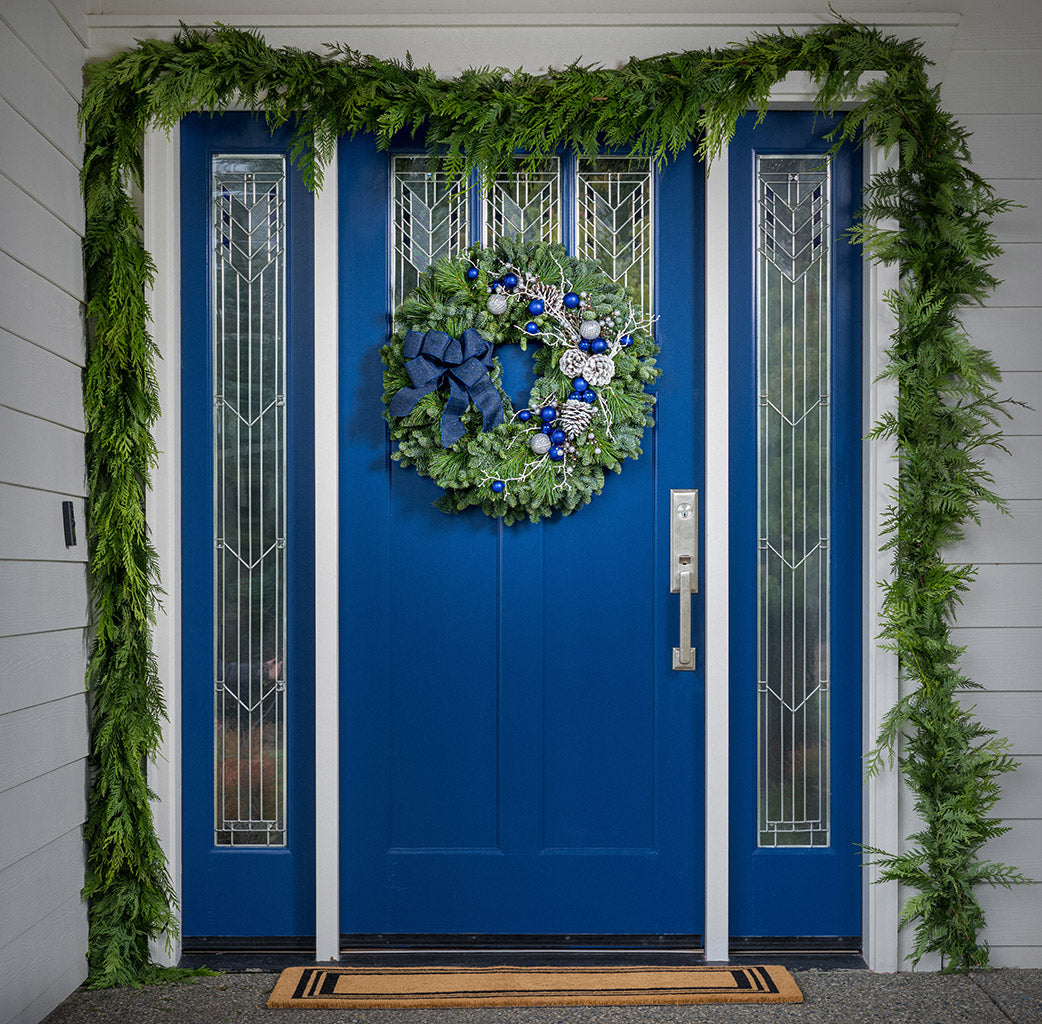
583,353 -> 615,387
558,348 -> 589,378
559,399 -> 595,439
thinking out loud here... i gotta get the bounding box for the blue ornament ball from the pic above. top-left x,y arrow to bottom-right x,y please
491,479 -> 505,493
466,266 -> 480,281
517,409 -> 532,422
583,389 -> 597,404
540,406 -> 557,422
563,291 -> 581,309
502,272 -> 519,289
525,321 -> 540,335
527,298 -> 545,316
591,338 -> 608,354
541,423 -> 553,434
578,339 -> 591,352
568,390 -> 581,401
550,428 -> 566,445
619,334 -> 633,347
549,446 -> 565,461
572,376 -> 588,393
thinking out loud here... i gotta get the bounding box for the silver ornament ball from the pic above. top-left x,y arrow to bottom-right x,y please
579,319 -> 601,340
486,293 -> 509,315
529,432 -> 552,456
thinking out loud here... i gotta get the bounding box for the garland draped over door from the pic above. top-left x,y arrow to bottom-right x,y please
79,19 -> 1028,985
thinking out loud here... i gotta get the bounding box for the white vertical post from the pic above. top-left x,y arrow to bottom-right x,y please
314,147 -> 340,962
703,147 -> 730,963
862,138 -> 901,973
144,125 -> 183,967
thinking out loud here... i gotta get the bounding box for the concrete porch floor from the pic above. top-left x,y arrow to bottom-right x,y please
40,959 -> 1042,1024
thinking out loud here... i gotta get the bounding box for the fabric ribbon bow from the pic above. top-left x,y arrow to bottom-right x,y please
389,328 -> 504,448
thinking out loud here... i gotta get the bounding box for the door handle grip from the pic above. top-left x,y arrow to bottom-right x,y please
673,569 -> 696,670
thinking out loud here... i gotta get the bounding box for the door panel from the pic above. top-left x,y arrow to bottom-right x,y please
729,112 -> 863,940
181,114 -> 315,939
338,136 -> 705,936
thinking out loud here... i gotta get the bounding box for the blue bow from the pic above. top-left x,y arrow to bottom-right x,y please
389,328 -> 504,448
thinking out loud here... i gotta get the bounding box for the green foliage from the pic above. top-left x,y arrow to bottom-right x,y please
80,17 -> 1026,983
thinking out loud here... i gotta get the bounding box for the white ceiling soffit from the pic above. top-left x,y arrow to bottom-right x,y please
85,9 -> 959,79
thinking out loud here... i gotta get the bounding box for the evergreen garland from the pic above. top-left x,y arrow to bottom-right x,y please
382,238 -> 659,523
80,17 -> 1027,982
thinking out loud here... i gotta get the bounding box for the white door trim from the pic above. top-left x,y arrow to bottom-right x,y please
145,111 -> 898,969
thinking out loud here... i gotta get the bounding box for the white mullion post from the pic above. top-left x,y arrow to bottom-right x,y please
704,146 -> 730,963
314,145 -> 340,962
862,137 -> 900,973
144,124 -> 183,967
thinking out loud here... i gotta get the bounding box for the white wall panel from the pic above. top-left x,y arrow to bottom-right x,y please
0,23 -> 80,163
51,0 -> 88,46
0,0 -> 85,98
980,886 -> 1042,947
987,249 -> 1042,308
958,115 -> 1042,181
961,308 -> 1042,373
0,761 -> 86,872
950,501 -> 1042,564
0,630 -> 86,716
0,562 -> 88,637
960,693 -> 1042,756
0,329 -> 85,431
0,829 -> 84,949
980,435 -> 1042,501
942,50 -> 1042,114
954,626 -> 1042,692
0,251 -> 83,364
956,564 -> 1042,628
991,181 -> 1042,242
0,486 -> 86,563
0,174 -> 84,301
991,757 -> 1042,819
0,100 -> 84,233
0,407 -> 86,496
0,697 -> 89,795
0,898 -> 87,1024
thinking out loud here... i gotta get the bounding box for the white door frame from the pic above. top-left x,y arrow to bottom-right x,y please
143,86 -> 900,968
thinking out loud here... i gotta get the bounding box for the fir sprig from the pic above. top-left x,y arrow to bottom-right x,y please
80,18 -> 1026,983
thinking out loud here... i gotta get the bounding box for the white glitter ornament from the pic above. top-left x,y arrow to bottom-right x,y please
486,293 -> 509,315
529,432 -> 552,455
559,399 -> 595,439
558,348 -> 589,378
579,319 -> 601,341
583,353 -> 615,387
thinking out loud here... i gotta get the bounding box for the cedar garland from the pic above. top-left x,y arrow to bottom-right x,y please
80,18 -> 1028,983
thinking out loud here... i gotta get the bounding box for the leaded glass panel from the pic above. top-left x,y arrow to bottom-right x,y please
484,159 -> 560,247
212,155 -> 287,846
756,156 -> 831,848
576,157 -> 653,308
392,156 -> 469,310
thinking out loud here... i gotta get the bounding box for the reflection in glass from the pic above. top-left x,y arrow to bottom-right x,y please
485,159 -> 560,247
756,156 -> 831,848
212,155 -> 287,846
576,157 -> 653,308
392,156 -> 469,310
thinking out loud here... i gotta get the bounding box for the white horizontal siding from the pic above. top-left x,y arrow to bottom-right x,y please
954,626 -> 1042,692
0,251 -> 83,364
0,897 -> 87,1024
0,12 -> 89,1021
0,630 -> 87,717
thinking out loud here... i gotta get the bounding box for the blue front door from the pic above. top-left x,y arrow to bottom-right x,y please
179,112 -> 862,945
337,141 -> 706,937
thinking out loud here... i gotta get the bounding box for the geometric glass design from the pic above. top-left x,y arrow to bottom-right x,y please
576,156 -> 653,309
392,155 -> 470,310
212,155 -> 288,846
484,158 -> 560,247
756,156 -> 831,847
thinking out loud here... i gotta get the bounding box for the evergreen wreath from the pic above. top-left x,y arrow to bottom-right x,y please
381,238 -> 659,523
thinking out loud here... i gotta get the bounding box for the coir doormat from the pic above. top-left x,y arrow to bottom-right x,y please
267,964 -> 803,1008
